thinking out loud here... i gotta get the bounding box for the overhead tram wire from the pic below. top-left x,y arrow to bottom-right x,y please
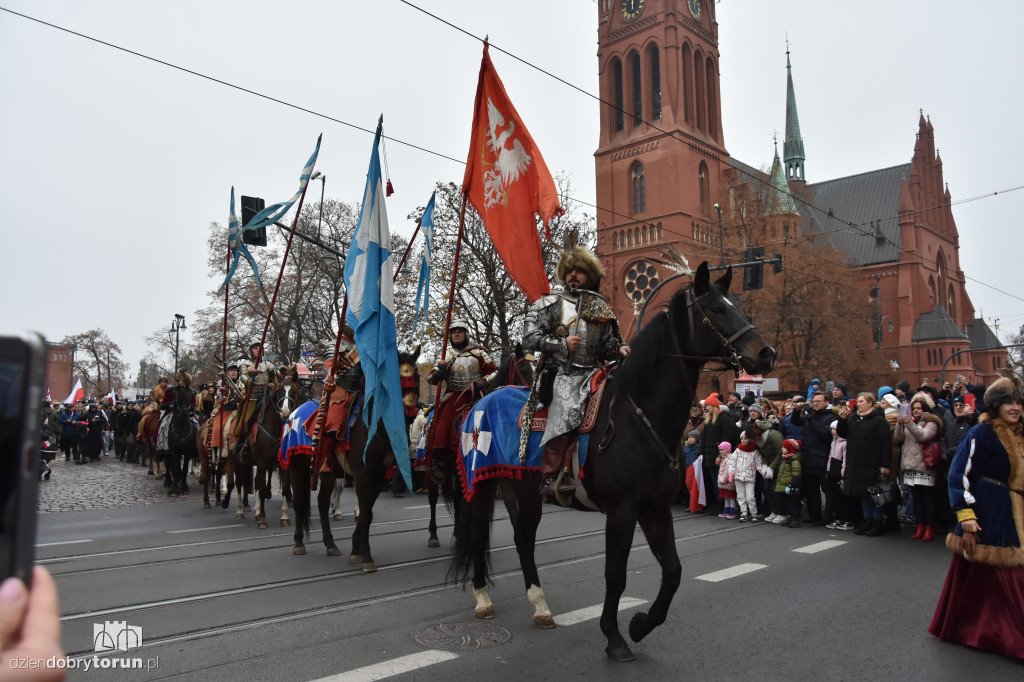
6,4 -> 1021,304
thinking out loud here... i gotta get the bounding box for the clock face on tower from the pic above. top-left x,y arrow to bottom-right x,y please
688,0 -> 702,21
621,0 -> 645,21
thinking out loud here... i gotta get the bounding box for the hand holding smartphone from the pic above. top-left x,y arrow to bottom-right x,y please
0,331 -> 46,586
898,403 -> 913,420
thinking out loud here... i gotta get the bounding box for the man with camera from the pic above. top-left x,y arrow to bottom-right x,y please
788,391 -> 835,525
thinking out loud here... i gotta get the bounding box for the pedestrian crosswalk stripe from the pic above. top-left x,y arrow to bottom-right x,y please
553,597 -> 647,626
36,539 -> 92,547
695,563 -> 767,582
168,524 -> 242,534
792,540 -> 847,554
314,650 -> 458,681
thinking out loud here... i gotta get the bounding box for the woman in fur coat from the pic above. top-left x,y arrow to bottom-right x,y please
894,391 -> 945,540
928,376 -> 1024,659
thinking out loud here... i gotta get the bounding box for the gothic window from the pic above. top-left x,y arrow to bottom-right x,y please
611,58 -> 624,133
628,50 -> 643,126
615,232 -> 621,250
705,56 -> 717,141
656,222 -> 663,241
632,163 -> 646,214
623,260 -> 661,304
947,284 -> 956,318
628,229 -> 634,247
928,276 -> 936,306
698,162 -> 709,216
648,43 -> 662,120
694,49 -> 705,131
681,44 -> 692,125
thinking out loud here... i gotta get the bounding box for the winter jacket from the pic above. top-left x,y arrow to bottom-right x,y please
698,411 -> 740,465
727,442 -> 763,483
837,407 -> 890,497
779,413 -> 806,442
806,379 -> 822,402
775,453 -> 802,494
717,451 -> 736,491
682,444 -> 701,470
760,429 -> 784,475
827,435 -> 847,478
941,414 -> 976,460
59,409 -> 80,437
894,412 -> 943,477
790,405 -> 837,475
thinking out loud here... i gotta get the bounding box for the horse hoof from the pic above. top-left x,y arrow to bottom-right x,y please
293,546 -> 306,555
327,548 -> 341,557
258,521 -> 268,529
220,499 -> 230,509
235,512 -> 245,520
475,606 -> 495,620
348,555 -> 362,564
427,538 -> 441,548
534,614 -> 556,629
203,503 -> 212,510
628,612 -> 652,643
280,519 -> 291,527
361,562 -> 377,573
605,643 -> 635,662
333,513 -> 343,521
244,505 -> 252,512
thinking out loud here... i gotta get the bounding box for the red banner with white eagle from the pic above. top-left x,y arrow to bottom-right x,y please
462,42 -> 563,303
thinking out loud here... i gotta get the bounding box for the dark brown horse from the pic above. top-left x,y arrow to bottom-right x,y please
448,263 -> 776,661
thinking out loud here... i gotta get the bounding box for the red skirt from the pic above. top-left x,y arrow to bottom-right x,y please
928,553 -> 1024,660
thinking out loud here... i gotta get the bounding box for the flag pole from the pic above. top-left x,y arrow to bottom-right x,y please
392,217 -> 422,284
308,292 -> 350,489
432,196 -> 467,410
236,138 -> 321,437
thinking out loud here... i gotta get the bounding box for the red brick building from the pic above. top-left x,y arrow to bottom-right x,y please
45,342 -> 74,402
593,0 -> 1005,390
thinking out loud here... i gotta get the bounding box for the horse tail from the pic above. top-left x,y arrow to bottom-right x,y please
446,480 -> 494,587
294,457 -> 312,541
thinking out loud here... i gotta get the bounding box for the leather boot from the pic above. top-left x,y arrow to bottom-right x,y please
921,525 -> 935,541
865,520 -> 885,537
910,523 -> 925,540
539,435 -> 574,499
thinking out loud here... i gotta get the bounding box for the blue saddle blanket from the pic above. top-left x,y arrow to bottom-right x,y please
458,386 -> 588,500
279,399 -> 319,468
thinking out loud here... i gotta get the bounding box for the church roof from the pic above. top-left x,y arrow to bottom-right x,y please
768,145 -> 797,215
966,318 -> 1003,349
784,51 -> 805,167
800,163 -> 912,266
912,305 -> 969,343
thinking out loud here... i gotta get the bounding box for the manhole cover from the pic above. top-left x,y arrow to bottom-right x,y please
414,622 -> 513,651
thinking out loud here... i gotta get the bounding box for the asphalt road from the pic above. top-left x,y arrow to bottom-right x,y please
34,458 -> 1022,681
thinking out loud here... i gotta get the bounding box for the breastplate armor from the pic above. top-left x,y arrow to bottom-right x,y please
448,352 -> 481,391
558,291 -> 608,369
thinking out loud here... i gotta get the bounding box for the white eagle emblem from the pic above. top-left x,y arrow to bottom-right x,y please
483,98 -> 532,208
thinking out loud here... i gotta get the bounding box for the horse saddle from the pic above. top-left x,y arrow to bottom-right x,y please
518,370 -> 608,434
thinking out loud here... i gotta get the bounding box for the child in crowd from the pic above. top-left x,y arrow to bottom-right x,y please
683,430 -> 704,513
728,431 -> 764,522
774,438 -> 803,528
824,421 -> 853,530
716,440 -> 737,519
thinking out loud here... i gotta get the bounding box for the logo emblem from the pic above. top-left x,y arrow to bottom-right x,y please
483,98 -> 532,208
94,621 -> 143,652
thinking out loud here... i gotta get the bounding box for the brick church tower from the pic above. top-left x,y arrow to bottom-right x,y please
594,0 -> 730,337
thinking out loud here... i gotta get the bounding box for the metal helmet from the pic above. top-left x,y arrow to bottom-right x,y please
449,319 -> 470,334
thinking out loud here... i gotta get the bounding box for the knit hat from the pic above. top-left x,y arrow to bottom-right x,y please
747,403 -> 763,416
741,391 -> 755,406
834,383 -> 848,394
687,429 -> 701,441
895,380 -> 911,394
704,392 -> 721,407
881,394 -> 900,409
952,395 -> 965,405
877,385 -> 894,400
829,420 -> 838,430
983,376 -> 1023,414
781,438 -> 802,454
717,441 -> 732,453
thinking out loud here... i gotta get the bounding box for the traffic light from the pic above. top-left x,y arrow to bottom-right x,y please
771,250 -> 784,274
743,246 -> 765,290
241,195 -> 267,247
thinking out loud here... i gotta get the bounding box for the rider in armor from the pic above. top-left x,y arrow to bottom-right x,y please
231,342 -> 277,459
304,327 -> 362,472
523,246 -> 630,500
208,364 -> 241,458
425,320 -> 496,477
157,371 -> 198,453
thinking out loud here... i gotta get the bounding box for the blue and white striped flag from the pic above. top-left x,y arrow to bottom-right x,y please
218,135 -> 322,293
412,191 -> 435,339
343,122 -> 411,490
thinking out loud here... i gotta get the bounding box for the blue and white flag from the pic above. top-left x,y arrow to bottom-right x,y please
343,123 -> 411,490
412,191 -> 435,339
218,134 -> 322,293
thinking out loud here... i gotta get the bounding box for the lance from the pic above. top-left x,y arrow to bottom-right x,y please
392,215 -> 422,285
235,138 -> 321,438
432,197 -> 467,411
307,293 -> 351,490
206,199 -> 235,450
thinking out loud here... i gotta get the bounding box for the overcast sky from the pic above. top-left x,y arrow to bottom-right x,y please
2,0 -> 1021,379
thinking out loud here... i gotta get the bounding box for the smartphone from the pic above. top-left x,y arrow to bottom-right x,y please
898,403 -> 912,419
964,393 -> 976,409
0,331 -> 46,586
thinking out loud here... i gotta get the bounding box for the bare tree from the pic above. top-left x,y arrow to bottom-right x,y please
61,329 -> 128,397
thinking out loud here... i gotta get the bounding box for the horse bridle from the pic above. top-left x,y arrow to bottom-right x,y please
600,285 -> 758,470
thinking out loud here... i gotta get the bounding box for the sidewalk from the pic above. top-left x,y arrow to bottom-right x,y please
37,453 -> 200,513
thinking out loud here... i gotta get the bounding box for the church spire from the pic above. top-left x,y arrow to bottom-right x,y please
783,41 -> 806,184
769,140 -> 797,215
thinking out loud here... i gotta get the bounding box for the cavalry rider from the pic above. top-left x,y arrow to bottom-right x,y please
208,364 -> 241,459
157,371 -> 198,453
426,320 -> 496,477
304,327 -> 361,478
523,245 -> 630,500
232,342 -> 277,459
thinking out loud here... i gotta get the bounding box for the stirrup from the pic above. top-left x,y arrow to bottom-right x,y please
553,470 -> 575,507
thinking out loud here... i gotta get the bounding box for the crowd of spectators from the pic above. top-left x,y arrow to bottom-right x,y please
679,375 -> 985,539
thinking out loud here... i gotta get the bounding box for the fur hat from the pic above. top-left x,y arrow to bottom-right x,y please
910,391 -> 935,409
782,438 -> 802,454
983,376 -> 1023,415
703,392 -> 721,408
556,246 -> 604,289
175,370 -> 192,388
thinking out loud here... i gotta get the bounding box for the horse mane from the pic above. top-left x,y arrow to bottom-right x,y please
615,287 -> 687,397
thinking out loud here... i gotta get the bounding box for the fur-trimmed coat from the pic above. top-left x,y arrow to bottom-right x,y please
946,416 -> 1024,568
894,412 -> 944,477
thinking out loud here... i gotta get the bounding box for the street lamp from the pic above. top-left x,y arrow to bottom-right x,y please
311,171 -> 335,267
713,203 -> 724,267
876,315 -> 894,349
169,314 -> 186,375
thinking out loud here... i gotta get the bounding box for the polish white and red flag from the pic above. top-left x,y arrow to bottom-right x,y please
63,379 -> 84,405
